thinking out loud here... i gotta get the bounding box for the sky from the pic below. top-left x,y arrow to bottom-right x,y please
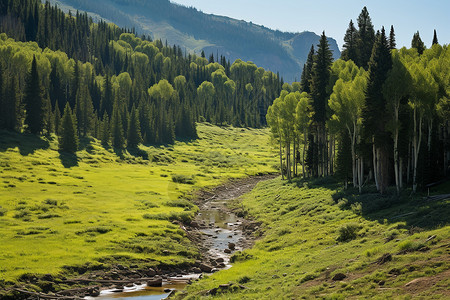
171,0 -> 449,50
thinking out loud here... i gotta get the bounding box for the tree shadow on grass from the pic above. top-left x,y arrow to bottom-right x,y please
0,130 -> 50,156
331,183 -> 450,230
59,152 -> 79,168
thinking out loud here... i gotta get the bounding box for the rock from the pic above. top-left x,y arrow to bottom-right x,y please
389,268 -> 401,276
199,263 -> 213,273
164,288 -> 172,293
219,284 -> 231,289
147,278 -> 163,287
114,285 -> 124,290
208,287 -> 218,295
42,274 -> 53,281
283,273 -> 287,277
192,267 -> 202,274
332,273 -> 347,281
272,274 -> 280,279
217,263 -> 226,268
216,257 -> 225,263
111,289 -> 123,293
146,268 -> 156,276
376,253 -> 392,265
89,287 -> 100,297
228,242 -> 236,250
224,249 -> 231,254
126,283 -> 134,288
162,250 -> 170,255
117,264 -> 125,270
211,268 -> 219,273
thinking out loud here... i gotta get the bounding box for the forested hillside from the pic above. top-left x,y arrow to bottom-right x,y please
0,0 -> 283,149
267,7 -> 449,193
47,0 -> 340,82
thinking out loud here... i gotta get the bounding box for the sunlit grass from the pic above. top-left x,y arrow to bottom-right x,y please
0,123 -> 277,281
181,177 -> 450,299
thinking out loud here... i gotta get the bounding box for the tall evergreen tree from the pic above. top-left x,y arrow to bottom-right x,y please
24,56 -> 44,134
356,7 -> 375,69
362,27 -> 392,193
127,105 -> 142,147
59,103 -> 79,153
341,20 -> 358,62
101,112 -> 110,146
411,31 -> 425,55
300,45 -> 314,93
389,25 -> 396,50
111,95 -> 125,148
432,29 -> 438,45
310,32 -> 333,176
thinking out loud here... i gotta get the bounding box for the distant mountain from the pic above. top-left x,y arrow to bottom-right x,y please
49,0 -> 340,82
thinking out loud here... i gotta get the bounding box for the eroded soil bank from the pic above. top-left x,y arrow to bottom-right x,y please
2,174 -> 276,300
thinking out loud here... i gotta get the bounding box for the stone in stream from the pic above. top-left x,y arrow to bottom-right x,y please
147,278 -> 163,287
199,263 -> 214,273
146,268 -> 156,276
216,257 -> 224,263
228,242 -> 236,250
224,249 -> 232,254
164,288 -> 172,293
192,267 -> 202,273
125,283 -> 134,288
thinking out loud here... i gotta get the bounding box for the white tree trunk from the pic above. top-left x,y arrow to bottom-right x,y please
412,107 -> 423,193
373,141 -> 379,191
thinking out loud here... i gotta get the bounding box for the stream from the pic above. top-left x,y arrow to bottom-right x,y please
88,175 -> 273,300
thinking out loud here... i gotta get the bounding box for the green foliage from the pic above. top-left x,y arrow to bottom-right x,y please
336,223 -> 360,242
171,174 -> 196,185
58,103 -> 79,153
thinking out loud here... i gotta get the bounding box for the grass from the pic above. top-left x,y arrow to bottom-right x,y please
179,177 -> 449,299
0,123 -> 277,283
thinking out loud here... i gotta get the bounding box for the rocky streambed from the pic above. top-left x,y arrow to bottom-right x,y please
6,175 -> 275,300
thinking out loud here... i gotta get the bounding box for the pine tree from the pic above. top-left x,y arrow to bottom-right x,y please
24,55 -> 44,134
356,7 -> 375,69
362,27 -> 392,193
411,31 -> 425,55
0,63 -> 4,129
101,112 -> 110,146
341,20 -> 358,62
432,29 -> 438,45
127,105 -> 142,147
59,103 -> 79,153
310,32 -> 333,176
389,25 -> 396,50
300,45 -> 314,93
310,32 -> 333,127
54,103 -> 61,135
101,74 -> 113,116
111,95 -> 125,148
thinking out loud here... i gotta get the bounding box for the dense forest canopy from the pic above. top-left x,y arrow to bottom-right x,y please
0,0 -> 282,151
267,7 -> 449,193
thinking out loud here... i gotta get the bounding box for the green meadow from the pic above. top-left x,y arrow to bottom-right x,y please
180,177 -> 450,299
0,123 -> 277,282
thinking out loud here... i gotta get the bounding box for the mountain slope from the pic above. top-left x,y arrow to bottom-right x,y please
49,0 -> 340,82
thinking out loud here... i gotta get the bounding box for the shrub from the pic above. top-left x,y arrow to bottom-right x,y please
165,199 -> 194,209
0,206 -> 7,216
398,240 -> 425,252
171,174 -> 195,184
337,223 -> 360,242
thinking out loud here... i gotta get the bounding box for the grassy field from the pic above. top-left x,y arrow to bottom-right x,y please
180,177 -> 450,299
0,123 -> 277,283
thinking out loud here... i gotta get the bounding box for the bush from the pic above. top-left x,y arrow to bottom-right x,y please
337,223 -> 360,242
0,206 -> 7,216
171,174 -> 195,184
398,240 -> 425,252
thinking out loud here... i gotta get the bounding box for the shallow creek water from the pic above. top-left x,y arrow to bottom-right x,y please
90,194 -> 247,300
